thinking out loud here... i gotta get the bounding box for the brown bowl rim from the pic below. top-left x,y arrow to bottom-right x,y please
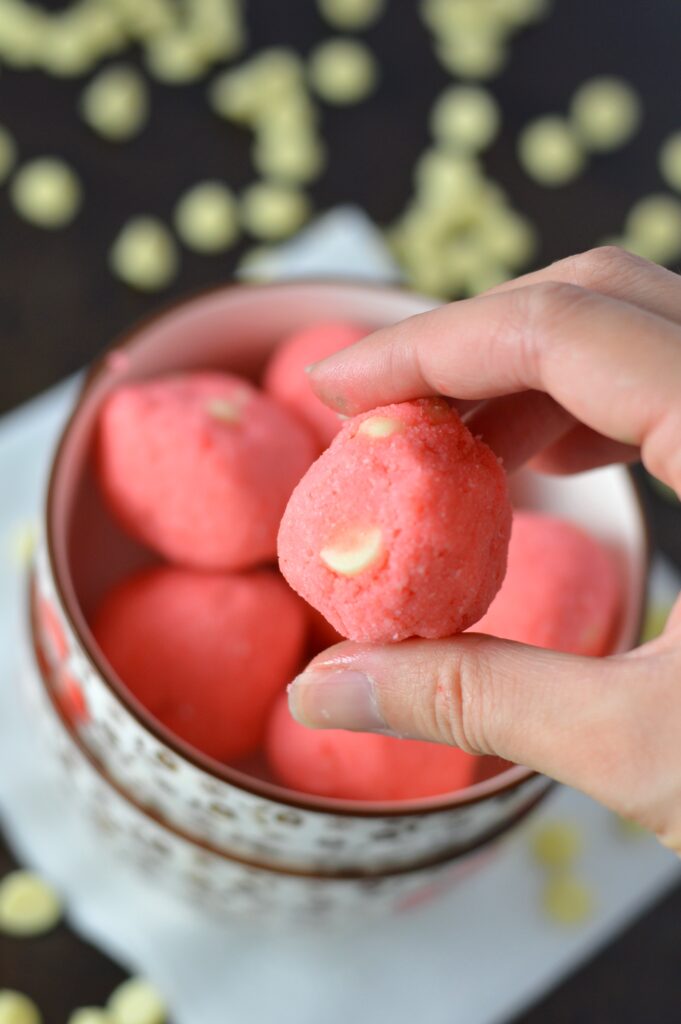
43,278 -> 650,819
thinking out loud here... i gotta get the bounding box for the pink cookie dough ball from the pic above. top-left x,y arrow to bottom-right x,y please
471,511 -> 621,655
278,399 -> 512,642
97,372 -> 317,570
91,566 -> 307,762
263,321 -> 369,447
266,694 -> 482,801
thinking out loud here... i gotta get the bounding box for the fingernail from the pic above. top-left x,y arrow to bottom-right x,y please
288,669 -> 389,732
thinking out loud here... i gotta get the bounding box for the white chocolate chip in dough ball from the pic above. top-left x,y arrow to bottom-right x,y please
569,76 -> 641,152
0,126 -> 17,185
320,525 -> 385,576
10,158 -> 82,228
80,65 -> 149,141
357,416 -> 405,437
240,182 -> 310,240
107,979 -> 166,1024
659,131 -> 681,193
173,181 -> 239,253
308,38 -> 378,104
0,870 -> 62,937
430,85 -> 500,153
625,193 -> 681,264
205,397 -> 241,423
517,116 -> 585,186
317,0 -> 386,30
0,990 -> 42,1024
110,217 -> 179,291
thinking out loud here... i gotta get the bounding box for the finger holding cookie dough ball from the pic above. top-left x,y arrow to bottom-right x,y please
278,398 -> 512,642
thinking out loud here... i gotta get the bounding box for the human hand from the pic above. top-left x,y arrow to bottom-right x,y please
288,247 -> 681,853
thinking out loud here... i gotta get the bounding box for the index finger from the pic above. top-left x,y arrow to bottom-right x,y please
308,280 -> 681,491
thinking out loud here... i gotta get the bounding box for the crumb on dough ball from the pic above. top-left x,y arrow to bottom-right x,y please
278,398 -> 511,643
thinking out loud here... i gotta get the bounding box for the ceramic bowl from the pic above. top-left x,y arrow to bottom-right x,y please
27,280 -> 647,919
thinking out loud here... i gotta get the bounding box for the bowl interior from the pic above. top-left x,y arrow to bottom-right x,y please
46,280 -> 648,812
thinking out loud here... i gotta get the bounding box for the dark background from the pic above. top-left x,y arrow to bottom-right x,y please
1,0 -> 681,1020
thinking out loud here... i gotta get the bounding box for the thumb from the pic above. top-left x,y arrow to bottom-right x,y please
287,635 -> 642,803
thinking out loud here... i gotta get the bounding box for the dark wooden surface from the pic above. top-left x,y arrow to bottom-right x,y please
1,1 -> 681,1021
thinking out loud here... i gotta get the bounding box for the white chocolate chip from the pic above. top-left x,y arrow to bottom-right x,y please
80,65 -> 149,141
569,76 -> 641,152
107,979 -> 166,1024
517,116 -> 585,187
320,526 -> 385,576
0,870 -> 62,937
0,125 -> 17,185
317,0 -> 386,30
10,157 -> 82,229
173,181 -> 239,253
430,85 -> 500,153
659,131 -> 681,193
109,217 -> 179,291
67,1010 -> 112,1024
205,398 -> 241,423
0,990 -> 42,1024
357,416 -> 405,437
240,181 -> 310,240
308,38 -> 378,105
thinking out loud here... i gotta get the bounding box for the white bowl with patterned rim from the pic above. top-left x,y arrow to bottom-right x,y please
27,280 -> 646,912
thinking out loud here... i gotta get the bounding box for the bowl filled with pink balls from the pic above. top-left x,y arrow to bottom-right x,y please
25,279 -> 648,924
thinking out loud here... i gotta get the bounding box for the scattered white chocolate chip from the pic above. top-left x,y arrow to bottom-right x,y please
659,131 -> 681,193
317,0 -> 386,30
430,84 -> 500,153
477,206 -> 537,268
209,48 -> 304,123
240,182 -> 310,240
205,397 -> 241,423
10,157 -> 82,229
186,0 -> 245,62
107,980 -> 166,1024
109,217 -> 179,291
0,125 -> 17,185
517,115 -> 585,186
0,870 -> 62,937
569,76 -> 641,152
0,990 -> 42,1024
625,193 -> 681,264
413,149 -> 483,209
8,521 -> 37,568
145,31 -> 207,83
67,1010 -> 112,1024
173,181 -> 239,253
357,416 -> 405,437
435,31 -> 506,80
531,821 -> 583,870
308,38 -> 378,105
320,526 -> 385,576
253,132 -> 326,185
542,874 -> 595,925
80,65 -> 149,141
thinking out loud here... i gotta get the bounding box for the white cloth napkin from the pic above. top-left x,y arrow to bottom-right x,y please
1,208 -> 679,1024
